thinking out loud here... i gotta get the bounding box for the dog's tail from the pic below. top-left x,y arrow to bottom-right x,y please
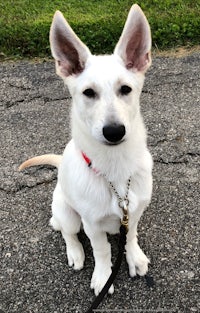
18,154 -> 62,171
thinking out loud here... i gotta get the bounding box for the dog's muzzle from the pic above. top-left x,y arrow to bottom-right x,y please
102,123 -> 126,145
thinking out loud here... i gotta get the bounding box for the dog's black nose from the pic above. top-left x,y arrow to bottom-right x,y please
103,124 -> 126,143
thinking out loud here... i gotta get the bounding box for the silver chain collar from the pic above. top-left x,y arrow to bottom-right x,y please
106,176 -> 131,232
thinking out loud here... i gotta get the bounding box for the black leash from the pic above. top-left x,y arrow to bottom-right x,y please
85,225 -> 127,313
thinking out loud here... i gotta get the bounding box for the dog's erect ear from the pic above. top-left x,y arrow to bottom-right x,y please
114,4 -> 151,73
50,11 -> 91,78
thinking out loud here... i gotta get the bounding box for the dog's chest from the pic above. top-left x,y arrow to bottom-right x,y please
70,175 -> 124,220
58,140 -> 151,229
60,161 -> 138,227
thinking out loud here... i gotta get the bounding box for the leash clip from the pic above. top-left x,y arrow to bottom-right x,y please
119,199 -> 129,233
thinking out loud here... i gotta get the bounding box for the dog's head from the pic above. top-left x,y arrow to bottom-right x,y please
50,4 -> 151,146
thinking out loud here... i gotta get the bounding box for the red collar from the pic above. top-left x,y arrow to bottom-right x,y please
81,152 -> 92,168
81,152 -> 99,174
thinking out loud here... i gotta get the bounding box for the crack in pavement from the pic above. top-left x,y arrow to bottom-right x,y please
0,176 -> 57,195
4,95 -> 71,108
153,151 -> 200,164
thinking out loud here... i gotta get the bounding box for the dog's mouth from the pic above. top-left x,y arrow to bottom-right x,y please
103,139 -> 125,146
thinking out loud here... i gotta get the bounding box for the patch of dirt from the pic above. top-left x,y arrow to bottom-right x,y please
152,45 -> 200,58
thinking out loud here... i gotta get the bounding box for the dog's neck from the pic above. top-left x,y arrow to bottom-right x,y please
71,112 -> 147,182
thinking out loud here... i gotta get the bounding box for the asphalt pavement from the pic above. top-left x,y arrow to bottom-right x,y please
0,53 -> 199,313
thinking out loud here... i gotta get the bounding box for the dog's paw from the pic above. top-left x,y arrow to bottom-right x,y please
126,241 -> 150,277
91,267 -> 114,296
67,242 -> 85,270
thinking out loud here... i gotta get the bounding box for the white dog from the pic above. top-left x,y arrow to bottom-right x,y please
19,4 -> 153,296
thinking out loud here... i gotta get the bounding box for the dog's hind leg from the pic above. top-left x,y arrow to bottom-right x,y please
50,183 -> 85,270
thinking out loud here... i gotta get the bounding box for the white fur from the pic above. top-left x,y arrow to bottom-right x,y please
21,4 -> 153,296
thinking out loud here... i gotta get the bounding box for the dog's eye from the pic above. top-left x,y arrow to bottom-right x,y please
83,88 -> 96,98
120,85 -> 132,95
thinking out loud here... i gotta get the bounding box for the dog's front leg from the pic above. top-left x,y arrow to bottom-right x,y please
126,216 -> 150,277
83,220 -> 114,295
